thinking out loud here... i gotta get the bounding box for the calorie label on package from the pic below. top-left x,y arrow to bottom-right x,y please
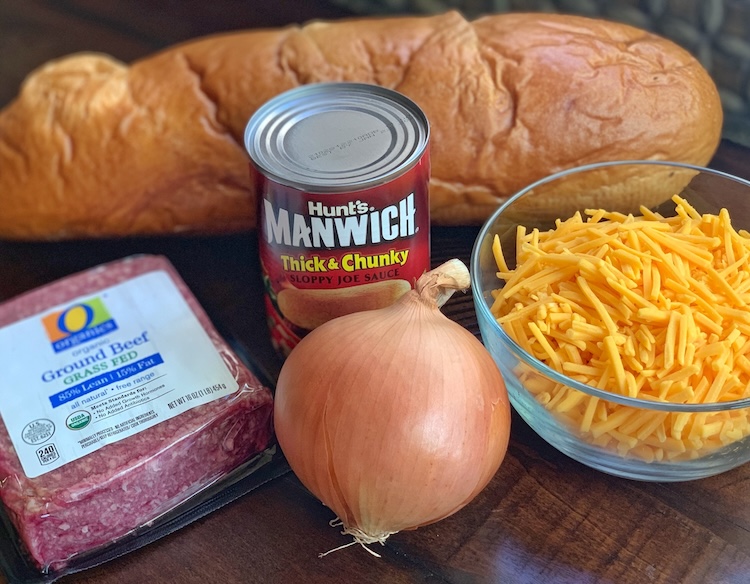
258,158 -> 431,353
0,271 -> 238,478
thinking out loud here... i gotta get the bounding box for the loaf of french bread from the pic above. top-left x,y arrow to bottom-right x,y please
0,11 -> 722,240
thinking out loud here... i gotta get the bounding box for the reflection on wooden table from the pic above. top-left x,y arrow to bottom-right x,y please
1,1 -> 750,583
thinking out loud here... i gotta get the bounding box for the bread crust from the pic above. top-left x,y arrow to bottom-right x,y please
0,11 -> 723,240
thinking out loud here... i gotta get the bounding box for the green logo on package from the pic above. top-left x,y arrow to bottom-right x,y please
66,411 -> 91,430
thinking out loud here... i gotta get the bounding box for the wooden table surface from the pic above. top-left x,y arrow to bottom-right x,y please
2,1 -> 750,583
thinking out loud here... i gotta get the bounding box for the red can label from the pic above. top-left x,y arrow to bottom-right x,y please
257,154 -> 430,356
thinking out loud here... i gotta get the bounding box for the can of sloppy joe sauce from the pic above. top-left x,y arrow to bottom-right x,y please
244,83 -> 431,357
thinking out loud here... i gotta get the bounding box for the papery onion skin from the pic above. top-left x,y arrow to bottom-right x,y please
274,277 -> 511,541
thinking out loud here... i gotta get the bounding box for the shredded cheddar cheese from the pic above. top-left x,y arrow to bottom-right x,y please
491,195 -> 750,462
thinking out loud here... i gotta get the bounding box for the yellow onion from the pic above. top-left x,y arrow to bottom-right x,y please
274,259 -> 511,552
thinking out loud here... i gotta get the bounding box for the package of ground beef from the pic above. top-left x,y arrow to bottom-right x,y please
0,255 -> 276,578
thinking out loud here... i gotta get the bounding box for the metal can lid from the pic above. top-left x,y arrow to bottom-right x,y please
244,83 -> 430,193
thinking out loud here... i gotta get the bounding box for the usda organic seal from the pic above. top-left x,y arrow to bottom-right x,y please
66,411 -> 91,431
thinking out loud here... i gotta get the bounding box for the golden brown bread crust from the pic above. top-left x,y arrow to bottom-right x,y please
0,11 -> 723,240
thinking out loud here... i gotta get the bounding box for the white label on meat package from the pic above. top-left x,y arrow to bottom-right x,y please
0,270 -> 239,478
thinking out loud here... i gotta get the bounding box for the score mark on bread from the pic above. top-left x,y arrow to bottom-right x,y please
0,11 -> 723,240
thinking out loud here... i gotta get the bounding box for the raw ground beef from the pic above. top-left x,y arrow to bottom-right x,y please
0,255 -> 275,571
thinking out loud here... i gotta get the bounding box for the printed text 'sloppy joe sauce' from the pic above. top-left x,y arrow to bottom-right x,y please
244,83 -> 431,356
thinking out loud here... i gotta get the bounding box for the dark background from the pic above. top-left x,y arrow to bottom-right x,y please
2,2 -> 750,583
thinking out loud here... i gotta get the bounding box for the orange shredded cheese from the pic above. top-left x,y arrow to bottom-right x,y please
491,195 -> 750,462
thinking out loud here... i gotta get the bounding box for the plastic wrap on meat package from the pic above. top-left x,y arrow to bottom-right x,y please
0,255 -> 285,582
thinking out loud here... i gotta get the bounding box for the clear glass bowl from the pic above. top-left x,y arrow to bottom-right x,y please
471,160 -> 750,481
